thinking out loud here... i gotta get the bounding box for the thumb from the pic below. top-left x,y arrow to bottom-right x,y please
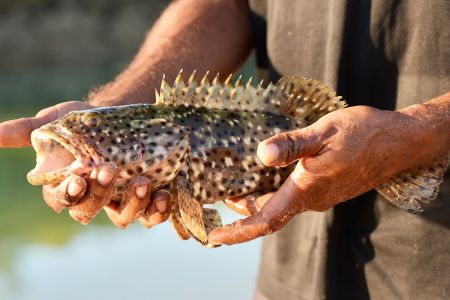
257,128 -> 323,167
0,101 -> 92,148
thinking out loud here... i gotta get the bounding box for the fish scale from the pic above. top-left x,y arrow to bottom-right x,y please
27,71 -> 447,247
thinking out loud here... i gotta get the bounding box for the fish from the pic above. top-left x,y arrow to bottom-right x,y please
27,71 -> 448,247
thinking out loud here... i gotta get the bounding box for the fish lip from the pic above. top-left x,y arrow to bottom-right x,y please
27,127 -> 85,185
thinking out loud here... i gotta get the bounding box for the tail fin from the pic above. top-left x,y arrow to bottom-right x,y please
375,156 -> 448,213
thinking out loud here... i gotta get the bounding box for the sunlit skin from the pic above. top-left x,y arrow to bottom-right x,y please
0,0 -> 449,246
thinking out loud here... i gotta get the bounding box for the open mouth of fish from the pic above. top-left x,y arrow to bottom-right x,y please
27,128 -> 85,186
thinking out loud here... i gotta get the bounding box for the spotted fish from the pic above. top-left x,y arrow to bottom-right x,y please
27,71 -> 447,247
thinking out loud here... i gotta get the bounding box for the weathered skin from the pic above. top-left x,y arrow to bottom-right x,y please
27,72 -> 446,246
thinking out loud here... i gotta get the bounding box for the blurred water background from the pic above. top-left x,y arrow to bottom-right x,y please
0,1 -> 260,299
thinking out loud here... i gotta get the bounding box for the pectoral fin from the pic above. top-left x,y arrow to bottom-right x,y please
174,173 -> 209,244
376,155 -> 448,213
174,173 -> 223,246
170,206 -> 190,240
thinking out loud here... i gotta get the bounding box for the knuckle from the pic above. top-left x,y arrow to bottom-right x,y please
69,209 -> 94,225
260,218 -> 281,236
138,218 -> 153,229
113,220 -> 128,229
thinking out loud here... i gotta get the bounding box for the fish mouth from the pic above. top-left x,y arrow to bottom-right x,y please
27,128 -> 84,186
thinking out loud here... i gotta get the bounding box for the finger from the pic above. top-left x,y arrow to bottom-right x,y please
69,164 -> 116,225
42,175 -> 87,212
208,174 -> 305,246
104,176 -> 151,228
139,190 -> 172,228
224,192 -> 273,216
257,127 -> 322,167
0,101 -> 92,148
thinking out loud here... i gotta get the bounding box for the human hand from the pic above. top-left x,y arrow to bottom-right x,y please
0,101 -> 171,228
209,106 -> 420,245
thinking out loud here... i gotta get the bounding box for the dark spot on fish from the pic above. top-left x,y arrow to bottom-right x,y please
155,168 -> 162,173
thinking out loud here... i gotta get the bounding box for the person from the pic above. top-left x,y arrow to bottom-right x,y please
1,0 -> 449,299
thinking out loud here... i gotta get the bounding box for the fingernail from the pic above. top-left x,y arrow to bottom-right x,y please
67,180 -> 84,196
98,169 -> 114,186
257,143 -> 279,165
156,200 -> 168,213
207,236 -> 222,246
136,185 -> 148,198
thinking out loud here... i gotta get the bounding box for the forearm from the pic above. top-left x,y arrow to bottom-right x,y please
395,92 -> 450,169
88,0 -> 252,106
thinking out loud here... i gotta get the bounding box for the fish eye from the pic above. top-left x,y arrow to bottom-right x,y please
82,113 -> 102,128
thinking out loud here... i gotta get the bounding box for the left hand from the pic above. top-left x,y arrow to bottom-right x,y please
0,101 -> 172,228
208,106 -> 421,245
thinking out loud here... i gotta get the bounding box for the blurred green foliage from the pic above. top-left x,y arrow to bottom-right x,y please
0,0 -> 168,111
0,0 -> 171,269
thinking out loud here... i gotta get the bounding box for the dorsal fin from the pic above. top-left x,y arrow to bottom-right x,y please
155,70 -> 347,123
276,76 -> 347,123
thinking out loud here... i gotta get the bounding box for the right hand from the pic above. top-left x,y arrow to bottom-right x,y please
0,101 -> 171,228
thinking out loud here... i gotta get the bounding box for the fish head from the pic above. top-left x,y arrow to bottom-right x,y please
26,107 -> 116,186
27,105 -> 190,188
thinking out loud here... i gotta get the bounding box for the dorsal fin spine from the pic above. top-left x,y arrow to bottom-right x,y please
156,71 -> 347,123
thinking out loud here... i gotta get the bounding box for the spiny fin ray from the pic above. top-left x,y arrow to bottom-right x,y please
155,70 -> 347,123
375,155 -> 448,213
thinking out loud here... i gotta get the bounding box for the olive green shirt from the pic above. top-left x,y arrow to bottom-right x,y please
248,1 -> 450,299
